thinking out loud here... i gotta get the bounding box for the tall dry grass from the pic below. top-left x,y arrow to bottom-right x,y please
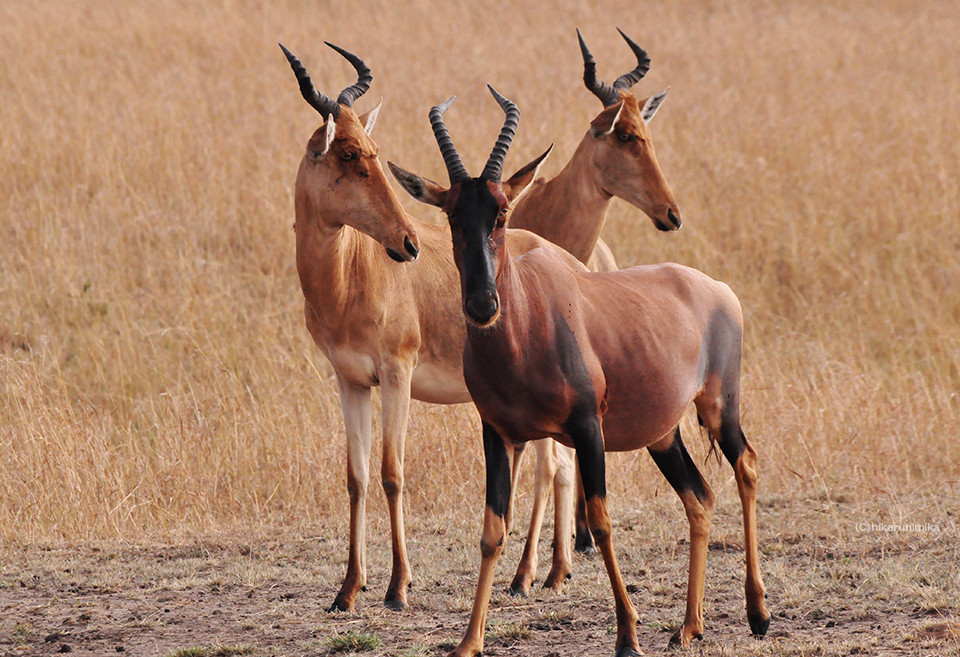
1,0 -> 958,542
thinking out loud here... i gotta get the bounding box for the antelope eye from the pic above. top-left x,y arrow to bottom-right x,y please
617,132 -> 632,142
340,151 -> 355,161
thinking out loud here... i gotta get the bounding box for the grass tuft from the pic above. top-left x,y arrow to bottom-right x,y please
327,632 -> 382,654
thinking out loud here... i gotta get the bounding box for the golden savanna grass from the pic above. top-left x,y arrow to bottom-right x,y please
1,0 -> 958,543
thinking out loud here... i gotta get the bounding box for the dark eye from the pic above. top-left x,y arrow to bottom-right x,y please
617,132 -> 632,143
340,151 -> 355,161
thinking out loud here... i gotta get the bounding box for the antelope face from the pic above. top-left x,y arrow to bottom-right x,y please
576,28 -> 682,232
590,93 -> 681,232
445,180 -> 508,327
298,107 -> 420,262
388,88 -> 548,328
282,42 -> 420,262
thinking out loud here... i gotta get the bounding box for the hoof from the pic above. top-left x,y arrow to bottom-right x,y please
384,598 -> 406,611
328,596 -> 352,612
615,646 -> 644,657
574,530 -> 597,554
507,586 -> 529,598
668,629 -> 702,648
542,570 -> 572,591
749,612 -> 771,637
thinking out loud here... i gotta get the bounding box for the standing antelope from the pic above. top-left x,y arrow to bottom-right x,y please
282,35 -> 684,612
503,28 -> 681,594
282,43 -> 572,612
395,89 -> 771,656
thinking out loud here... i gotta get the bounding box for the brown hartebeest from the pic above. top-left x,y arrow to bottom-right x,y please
281,43 -> 570,612
396,88 -> 771,656
504,28 -> 681,595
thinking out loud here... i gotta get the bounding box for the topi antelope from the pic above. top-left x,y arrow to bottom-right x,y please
503,27 -> 681,594
282,43 -> 582,612
395,88 -> 771,656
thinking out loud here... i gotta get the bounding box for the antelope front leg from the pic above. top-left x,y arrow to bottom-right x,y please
649,428 -> 715,647
570,413 -> 641,657
450,422 -> 512,657
505,441 -> 527,536
509,438 -> 556,596
331,378 -> 373,612
380,366 -> 414,610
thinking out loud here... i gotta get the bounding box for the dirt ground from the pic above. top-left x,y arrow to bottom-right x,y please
1,495 -> 958,657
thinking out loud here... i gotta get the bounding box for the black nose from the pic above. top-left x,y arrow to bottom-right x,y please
404,236 -> 419,259
465,292 -> 499,325
386,247 -> 406,262
667,208 -> 682,229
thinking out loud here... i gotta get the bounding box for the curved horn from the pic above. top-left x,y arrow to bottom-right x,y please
278,43 -> 340,119
612,28 -> 651,90
577,29 -> 620,107
430,97 -> 471,184
324,41 -> 372,107
480,85 -> 519,182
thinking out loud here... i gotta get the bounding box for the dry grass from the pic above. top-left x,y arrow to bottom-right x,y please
1,0 -> 958,547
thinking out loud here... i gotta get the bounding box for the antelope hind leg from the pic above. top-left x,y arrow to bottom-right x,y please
649,428 -> 714,647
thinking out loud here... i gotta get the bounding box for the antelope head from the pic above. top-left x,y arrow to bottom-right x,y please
281,43 -> 419,262
389,88 -> 549,327
578,28 -> 681,232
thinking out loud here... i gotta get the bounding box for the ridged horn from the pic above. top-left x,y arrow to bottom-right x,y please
480,85 -> 519,182
279,43 -> 341,119
430,97 -> 470,184
324,41 -> 372,107
577,29 -> 620,107
612,28 -> 651,90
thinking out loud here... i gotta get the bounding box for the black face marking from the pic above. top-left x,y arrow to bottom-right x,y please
648,428 -> 711,505
482,422 -> 511,518
449,179 -> 504,324
552,310 -> 606,501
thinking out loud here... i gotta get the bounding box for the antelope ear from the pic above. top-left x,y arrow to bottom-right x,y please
590,100 -> 625,137
641,88 -> 669,123
358,97 -> 382,135
388,161 -> 448,208
307,117 -> 337,159
502,144 -> 553,203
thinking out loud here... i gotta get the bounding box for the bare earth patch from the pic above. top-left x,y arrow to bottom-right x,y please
1,496 -> 957,657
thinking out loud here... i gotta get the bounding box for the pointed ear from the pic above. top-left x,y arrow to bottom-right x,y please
502,144 -> 553,203
358,97 -> 382,135
307,117 -> 337,158
641,87 -> 669,123
388,161 -> 448,208
590,100 -> 625,137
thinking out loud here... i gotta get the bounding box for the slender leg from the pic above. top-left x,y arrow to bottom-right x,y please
569,412 -> 641,657
718,422 -> 771,636
509,439 -> 556,595
574,462 -> 597,553
380,366 -> 414,610
505,442 -> 527,536
450,422 -> 513,657
543,442 -> 575,589
648,428 -> 715,647
330,377 -> 373,612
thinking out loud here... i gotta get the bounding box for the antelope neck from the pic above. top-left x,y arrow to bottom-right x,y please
510,133 -> 611,263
